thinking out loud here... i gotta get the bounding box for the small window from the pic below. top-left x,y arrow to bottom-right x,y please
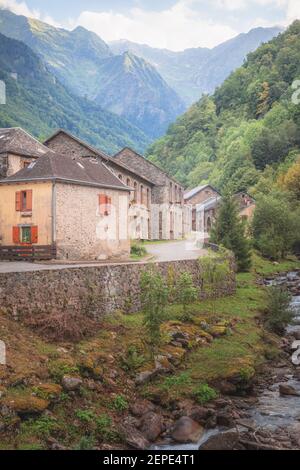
21,226 -> 31,244
99,194 -> 112,216
23,161 -> 30,168
16,190 -> 32,212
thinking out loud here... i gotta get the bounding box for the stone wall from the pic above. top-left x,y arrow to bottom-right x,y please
0,257 -> 236,321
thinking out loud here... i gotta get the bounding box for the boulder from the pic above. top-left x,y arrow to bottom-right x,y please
120,424 -> 150,450
3,395 -> 49,415
200,431 -> 239,450
279,384 -> 300,396
61,376 -> 83,392
171,416 -> 204,443
35,383 -> 62,401
135,370 -> 158,385
139,412 -> 164,442
216,410 -> 235,427
189,406 -> 214,425
130,399 -> 155,417
209,325 -> 227,338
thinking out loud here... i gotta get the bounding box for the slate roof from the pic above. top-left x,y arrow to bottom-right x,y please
184,184 -> 220,201
0,151 -> 130,191
196,196 -> 222,211
0,127 -> 49,158
44,129 -> 155,186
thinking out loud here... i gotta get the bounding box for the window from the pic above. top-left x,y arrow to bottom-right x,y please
12,226 -> 38,244
99,194 -> 112,216
15,190 -> 32,212
134,182 -> 138,203
118,174 -> 123,181
23,161 -> 30,168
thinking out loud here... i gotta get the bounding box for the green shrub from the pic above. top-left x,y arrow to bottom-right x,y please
161,372 -> 192,391
110,395 -> 128,412
131,243 -> 147,258
75,436 -> 96,450
193,384 -> 218,404
48,361 -> 79,382
75,409 -> 96,423
120,345 -> 145,372
20,416 -> 59,439
176,272 -> 198,321
264,285 -> 294,334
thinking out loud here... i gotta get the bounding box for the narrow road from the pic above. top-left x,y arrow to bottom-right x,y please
145,240 -> 207,262
0,241 -> 207,273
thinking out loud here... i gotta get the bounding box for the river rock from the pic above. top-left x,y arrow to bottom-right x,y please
61,376 -> 83,391
200,431 -> 239,450
139,412 -> 164,442
171,416 -> 204,443
130,399 -> 155,417
279,384 -> 300,396
120,424 -> 150,450
188,406 -> 214,425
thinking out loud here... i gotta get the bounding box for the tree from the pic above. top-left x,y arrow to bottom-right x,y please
200,254 -> 231,314
280,157 -> 300,199
264,285 -> 293,335
176,272 -> 198,322
252,193 -> 300,259
140,269 -> 168,357
210,194 -> 252,271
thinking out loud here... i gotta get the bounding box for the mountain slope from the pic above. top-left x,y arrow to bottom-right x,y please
0,9 -> 112,98
0,33 -> 150,154
0,9 -> 184,138
147,21 -> 300,190
94,52 -> 185,139
110,27 -> 282,105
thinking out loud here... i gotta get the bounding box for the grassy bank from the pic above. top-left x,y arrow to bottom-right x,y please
0,253 -> 299,449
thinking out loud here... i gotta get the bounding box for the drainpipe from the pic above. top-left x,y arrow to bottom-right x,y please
51,181 -> 56,251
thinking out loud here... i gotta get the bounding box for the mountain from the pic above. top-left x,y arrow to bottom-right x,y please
146,21 -> 300,191
0,9 -> 184,138
0,9 -> 112,98
0,33 -> 150,154
93,51 -> 185,139
110,27 -> 282,105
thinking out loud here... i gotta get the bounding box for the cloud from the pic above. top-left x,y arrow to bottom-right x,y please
0,0 -> 60,26
70,0 -> 238,50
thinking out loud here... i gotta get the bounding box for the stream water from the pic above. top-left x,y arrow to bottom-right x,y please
152,271 -> 300,450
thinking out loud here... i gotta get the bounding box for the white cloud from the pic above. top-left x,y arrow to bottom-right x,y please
71,1 -> 238,50
0,0 -> 60,26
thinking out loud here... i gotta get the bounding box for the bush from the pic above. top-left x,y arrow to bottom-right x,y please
176,272 -> 198,321
120,345 -> 145,372
75,409 -> 96,423
193,384 -> 218,404
131,243 -> 147,258
110,395 -> 128,412
24,309 -> 98,342
264,285 -> 294,334
140,268 -> 168,355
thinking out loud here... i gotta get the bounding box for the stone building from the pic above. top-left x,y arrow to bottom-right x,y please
114,147 -> 189,240
0,127 -> 49,178
0,150 -> 130,261
45,130 -> 190,240
184,185 -> 220,232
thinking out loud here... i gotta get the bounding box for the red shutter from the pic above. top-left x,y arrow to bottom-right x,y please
15,191 -> 21,211
31,226 -> 38,244
99,194 -> 107,216
26,190 -> 33,211
12,226 -> 20,244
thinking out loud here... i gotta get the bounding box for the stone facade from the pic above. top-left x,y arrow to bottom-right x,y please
0,256 -> 236,321
114,148 -> 186,240
46,132 -> 154,240
55,183 -> 130,260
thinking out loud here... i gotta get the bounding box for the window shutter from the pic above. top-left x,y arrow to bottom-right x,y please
31,226 -> 38,244
12,226 -> 20,244
26,190 -> 33,211
15,192 -> 21,211
99,194 -> 107,216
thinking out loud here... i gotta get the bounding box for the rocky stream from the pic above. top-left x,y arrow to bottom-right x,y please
149,270 -> 300,451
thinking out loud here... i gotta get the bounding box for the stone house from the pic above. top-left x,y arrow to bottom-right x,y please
0,150 -> 130,261
184,185 -> 220,232
114,147 -> 189,240
234,192 -> 256,221
45,130 -> 190,240
0,127 -> 49,178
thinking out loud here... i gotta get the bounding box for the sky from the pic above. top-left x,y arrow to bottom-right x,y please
0,0 -> 299,50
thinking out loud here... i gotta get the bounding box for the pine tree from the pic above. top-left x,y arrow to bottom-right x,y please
210,193 -> 252,271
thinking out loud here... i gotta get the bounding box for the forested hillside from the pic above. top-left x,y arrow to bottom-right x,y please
147,21 -> 300,193
0,33 -> 150,154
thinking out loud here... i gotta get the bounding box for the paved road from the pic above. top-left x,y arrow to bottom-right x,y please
145,240 -> 207,262
0,241 -> 206,273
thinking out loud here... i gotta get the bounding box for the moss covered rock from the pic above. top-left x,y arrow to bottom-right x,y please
2,395 -> 49,415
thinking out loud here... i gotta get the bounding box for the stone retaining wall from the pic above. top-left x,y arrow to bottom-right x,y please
0,257 -> 236,321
